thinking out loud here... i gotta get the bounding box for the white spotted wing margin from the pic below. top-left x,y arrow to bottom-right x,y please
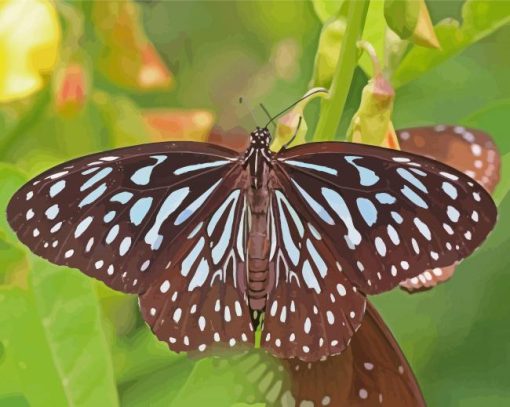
6,141 -> 244,294
138,188 -> 254,354
275,141 -> 497,295
262,182 -> 366,362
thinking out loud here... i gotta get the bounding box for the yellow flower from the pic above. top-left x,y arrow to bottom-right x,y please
0,0 -> 61,103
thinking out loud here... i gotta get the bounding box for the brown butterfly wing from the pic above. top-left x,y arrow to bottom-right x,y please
279,301 -> 425,406
398,126 -> 500,293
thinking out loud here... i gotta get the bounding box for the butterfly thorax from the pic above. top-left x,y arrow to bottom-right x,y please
244,127 -> 273,190
245,127 -> 273,311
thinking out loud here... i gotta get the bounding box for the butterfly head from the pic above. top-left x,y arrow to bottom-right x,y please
250,127 -> 271,148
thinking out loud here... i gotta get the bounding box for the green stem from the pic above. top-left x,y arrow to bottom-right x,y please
313,0 -> 370,141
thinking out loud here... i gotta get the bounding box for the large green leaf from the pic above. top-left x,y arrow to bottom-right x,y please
1,262 -> 120,407
113,327 -> 185,385
392,25 -> 510,129
119,358 -> 194,407
0,288 -> 69,406
393,0 -> 510,87
29,258 -> 120,406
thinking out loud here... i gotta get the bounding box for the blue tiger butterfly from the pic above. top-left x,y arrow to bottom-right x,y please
7,122 -> 497,365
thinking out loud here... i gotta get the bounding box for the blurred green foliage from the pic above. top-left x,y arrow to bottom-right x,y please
0,1 -> 509,406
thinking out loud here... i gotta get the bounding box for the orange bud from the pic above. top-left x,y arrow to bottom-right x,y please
412,0 -> 440,49
55,63 -> 87,115
381,122 -> 401,150
93,0 -> 173,91
143,109 -> 214,142
139,43 -> 174,90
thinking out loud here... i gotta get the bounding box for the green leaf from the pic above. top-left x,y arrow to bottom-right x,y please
113,327 -> 185,385
0,164 -> 28,245
462,99 -> 510,155
311,0 -> 344,23
384,0 -> 420,39
29,258 -> 120,406
171,350 -> 286,406
393,0 -> 510,87
119,359 -> 194,407
392,27 -> 510,129
0,288 -> 69,406
0,237 -> 27,283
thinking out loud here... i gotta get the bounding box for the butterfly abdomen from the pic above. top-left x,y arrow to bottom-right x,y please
247,165 -> 271,311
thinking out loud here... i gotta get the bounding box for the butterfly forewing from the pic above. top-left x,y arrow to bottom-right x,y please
7,141 -> 242,294
275,142 -> 497,295
261,178 -> 366,361
397,126 -> 501,292
138,186 -> 254,353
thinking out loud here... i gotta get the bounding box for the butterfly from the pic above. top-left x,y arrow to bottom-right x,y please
7,124 -> 497,362
396,125 -> 500,292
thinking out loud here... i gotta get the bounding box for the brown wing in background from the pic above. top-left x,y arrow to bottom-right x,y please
398,125 -> 500,293
280,301 -> 426,406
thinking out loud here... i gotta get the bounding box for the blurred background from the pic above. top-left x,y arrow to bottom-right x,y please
0,1 -> 509,406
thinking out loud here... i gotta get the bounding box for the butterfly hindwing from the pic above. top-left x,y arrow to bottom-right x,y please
138,186 -> 254,353
261,179 -> 366,362
397,126 -> 500,293
275,142 -> 497,295
6,141 -> 243,294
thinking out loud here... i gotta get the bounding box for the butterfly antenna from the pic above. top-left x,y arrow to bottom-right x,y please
283,116 -> 303,150
264,88 -> 328,128
259,103 -> 276,130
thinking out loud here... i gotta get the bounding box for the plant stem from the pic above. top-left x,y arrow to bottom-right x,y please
313,0 -> 370,141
